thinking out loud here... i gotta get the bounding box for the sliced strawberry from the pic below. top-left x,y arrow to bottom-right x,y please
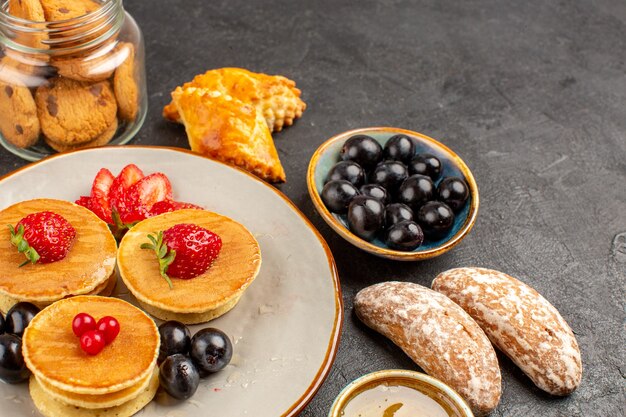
124,173 -> 173,220
149,200 -> 203,216
75,196 -> 92,210
90,168 -> 115,224
109,164 -> 145,223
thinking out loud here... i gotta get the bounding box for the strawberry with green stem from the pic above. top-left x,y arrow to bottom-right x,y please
141,224 -> 222,288
8,211 -> 76,266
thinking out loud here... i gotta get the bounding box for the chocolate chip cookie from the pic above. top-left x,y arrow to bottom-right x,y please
39,0 -> 101,21
53,44 -> 117,82
113,42 -> 139,121
0,79 -> 41,148
45,117 -> 117,152
35,77 -> 117,145
8,0 -> 48,50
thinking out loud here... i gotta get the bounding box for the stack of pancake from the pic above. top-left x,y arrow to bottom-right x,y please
0,199 -> 117,313
23,296 -> 160,417
118,209 -> 262,324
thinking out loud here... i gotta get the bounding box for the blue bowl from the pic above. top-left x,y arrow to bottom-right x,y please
307,127 -> 479,261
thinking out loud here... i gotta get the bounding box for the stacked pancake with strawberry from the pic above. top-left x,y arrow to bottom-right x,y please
0,199 -> 117,312
118,209 -> 262,324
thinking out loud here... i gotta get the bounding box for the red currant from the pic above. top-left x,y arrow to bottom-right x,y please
96,316 -> 120,345
72,313 -> 96,337
80,330 -> 105,355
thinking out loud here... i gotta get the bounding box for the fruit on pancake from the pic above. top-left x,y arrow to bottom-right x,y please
108,163 -> 144,222
77,165 -> 203,230
5,302 -> 40,337
0,311 -> 4,334
72,313 -> 121,354
190,328 -> 233,376
80,329 -> 105,355
159,353 -> 199,400
141,224 -> 222,287
0,333 -> 30,383
8,211 -> 76,265
158,321 -> 191,363
149,200 -> 202,216
72,312 -> 96,337
90,168 -> 115,224
120,173 -> 173,223
96,316 -> 120,344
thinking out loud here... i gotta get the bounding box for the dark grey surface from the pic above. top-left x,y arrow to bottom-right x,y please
2,0 -> 625,415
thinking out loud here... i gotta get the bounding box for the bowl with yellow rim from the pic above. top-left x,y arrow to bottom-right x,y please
307,127 -> 479,261
328,369 -> 474,417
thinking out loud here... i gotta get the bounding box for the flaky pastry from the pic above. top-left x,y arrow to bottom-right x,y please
171,87 -> 286,183
163,67 -> 306,132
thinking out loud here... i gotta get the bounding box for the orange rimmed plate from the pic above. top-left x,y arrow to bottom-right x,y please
0,146 -> 342,417
307,127 -> 479,261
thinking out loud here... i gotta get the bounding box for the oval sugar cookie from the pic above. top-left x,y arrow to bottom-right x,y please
432,267 -> 582,396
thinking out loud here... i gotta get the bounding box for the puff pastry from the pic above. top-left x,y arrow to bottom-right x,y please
163,67 -> 306,132
171,87 -> 286,183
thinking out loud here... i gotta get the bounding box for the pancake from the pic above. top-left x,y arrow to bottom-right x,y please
0,199 -> 117,305
29,366 -> 159,417
0,271 -> 117,313
117,209 -> 262,324
23,296 -> 159,395
36,366 -> 156,409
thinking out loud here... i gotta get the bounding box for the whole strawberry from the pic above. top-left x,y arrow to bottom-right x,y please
9,211 -> 77,265
141,224 -> 222,288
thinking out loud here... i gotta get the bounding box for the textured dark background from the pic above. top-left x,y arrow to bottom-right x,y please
1,0 -> 625,415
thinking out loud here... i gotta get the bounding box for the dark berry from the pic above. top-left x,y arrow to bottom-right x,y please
397,175 -> 435,211
190,328 -> 233,377
369,161 -> 408,195
96,316 -> 120,345
340,135 -> 383,170
158,321 -> 191,363
417,201 -> 455,239
72,313 -> 96,337
385,220 -> 424,251
80,330 -> 105,355
360,184 -> 390,205
0,312 -> 5,335
5,302 -> 40,337
0,334 -> 30,383
409,154 -> 442,181
347,196 -> 385,242
159,354 -> 200,400
438,177 -> 469,212
322,180 -> 360,214
384,203 -> 414,228
325,161 -> 365,187
383,134 -> 415,164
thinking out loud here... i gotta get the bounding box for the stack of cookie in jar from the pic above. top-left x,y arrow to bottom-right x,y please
0,0 -> 141,152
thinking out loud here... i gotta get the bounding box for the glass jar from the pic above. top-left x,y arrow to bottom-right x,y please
0,0 -> 146,161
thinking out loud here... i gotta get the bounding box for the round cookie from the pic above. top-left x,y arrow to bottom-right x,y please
40,0 -> 101,21
0,79 -> 40,148
113,42 -> 139,121
8,0 -> 48,50
45,117 -> 117,152
53,52 -> 116,82
35,77 -> 117,145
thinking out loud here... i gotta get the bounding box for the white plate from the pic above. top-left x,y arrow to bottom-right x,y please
0,146 -> 342,417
